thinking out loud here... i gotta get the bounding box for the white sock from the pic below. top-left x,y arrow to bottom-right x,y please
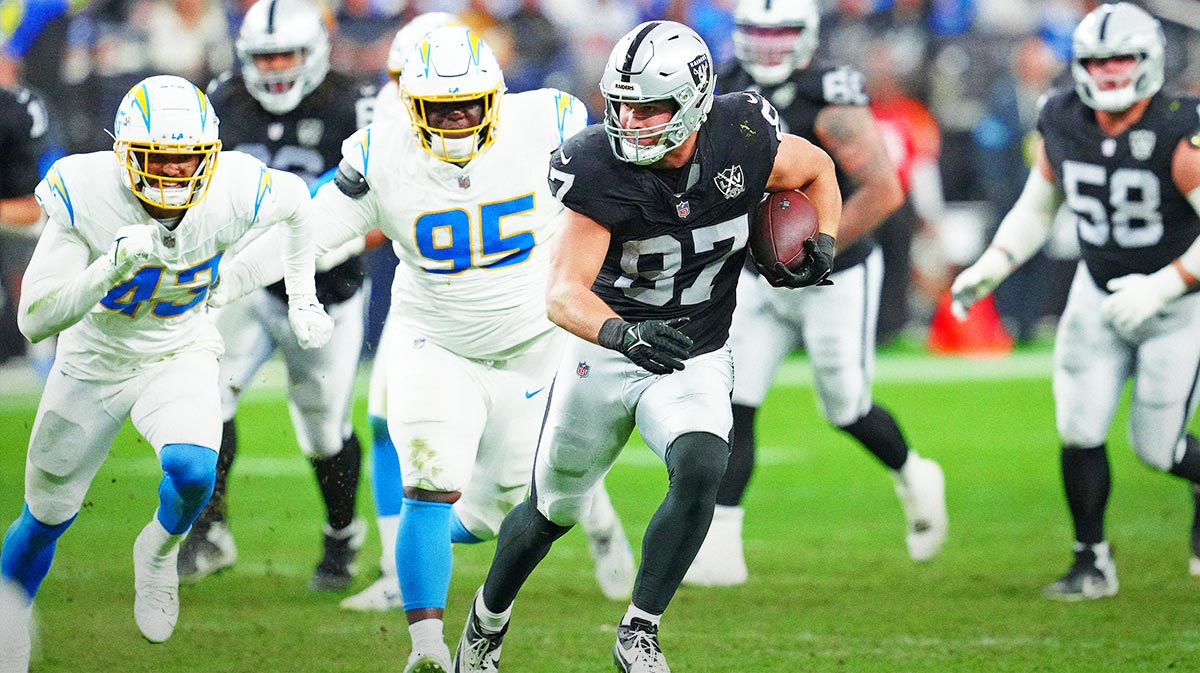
622,604 -> 661,628
377,514 -> 399,574
896,450 -> 922,482
408,618 -> 445,655
142,517 -> 183,556
474,590 -> 512,634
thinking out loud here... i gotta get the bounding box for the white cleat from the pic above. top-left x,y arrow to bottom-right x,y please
0,579 -> 33,673
339,572 -> 403,611
613,618 -> 670,673
895,456 -> 948,561
587,520 -> 636,601
404,646 -> 452,673
1043,542 -> 1119,601
682,505 -> 747,587
133,524 -> 181,643
177,520 -> 237,584
1190,556 -> 1200,578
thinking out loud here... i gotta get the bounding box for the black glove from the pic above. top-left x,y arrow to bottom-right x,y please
597,317 -> 693,375
766,233 -> 836,288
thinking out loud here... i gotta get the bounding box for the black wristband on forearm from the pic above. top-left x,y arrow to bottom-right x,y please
597,317 -> 631,351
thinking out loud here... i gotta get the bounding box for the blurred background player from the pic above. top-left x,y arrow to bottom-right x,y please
0,74 -> 329,672
207,25 -> 634,671
684,0 -> 947,587
177,0 -> 377,591
454,20 -> 841,673
952,2 -> 1200,599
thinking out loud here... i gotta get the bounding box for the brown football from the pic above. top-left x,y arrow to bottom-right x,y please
749,190 -> 820,277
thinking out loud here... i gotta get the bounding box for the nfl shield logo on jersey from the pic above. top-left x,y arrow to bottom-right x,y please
267,122 -> 284,142
297,119 -> 324,147
576,361 -> 590,378
1129,130 -> 1156,161
676,201 -> 690,219
714,165 -> 745,199
458,174 -> 471,190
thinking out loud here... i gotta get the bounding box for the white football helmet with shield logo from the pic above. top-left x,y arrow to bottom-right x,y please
599,21 -> 714,166
399,25 -> 506,163
236,0 -> 331,115
112,75 -> 221,210
1071,2 -> 1165,112
386,12 -> 460,81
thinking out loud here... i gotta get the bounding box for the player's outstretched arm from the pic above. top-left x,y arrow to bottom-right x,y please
1101,136 -> 1200,334
950,142 -> 1061,320
813,105 -> 904,247
18,217 -> 152,342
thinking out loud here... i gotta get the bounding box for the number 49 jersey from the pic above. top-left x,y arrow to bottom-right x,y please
34,151 -> 292,379
327,88 -> 588,360
548,92 -> 782,355
1039,88 -> 1200,289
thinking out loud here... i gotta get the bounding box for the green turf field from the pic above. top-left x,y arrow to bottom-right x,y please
1,351 -> 1197,672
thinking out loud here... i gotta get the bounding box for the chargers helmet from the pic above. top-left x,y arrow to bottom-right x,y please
399,26 -> 506,163
112,75 -> 221,210
1071,2 -> 1165,112
599,21 -> 714,166
236,0 -> 331,115
387,12 -> 461,81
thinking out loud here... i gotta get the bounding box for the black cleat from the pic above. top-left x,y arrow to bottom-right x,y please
1043,542 -> 1118,601
308,518 -> 365,591
613,618 -> 670,673
454,588 -> 506,673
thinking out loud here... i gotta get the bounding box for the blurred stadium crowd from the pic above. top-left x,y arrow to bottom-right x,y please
2,0 -> 1199,366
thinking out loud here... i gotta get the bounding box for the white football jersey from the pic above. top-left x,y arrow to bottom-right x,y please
322,88 -> 588,360
34,151 -> 293,379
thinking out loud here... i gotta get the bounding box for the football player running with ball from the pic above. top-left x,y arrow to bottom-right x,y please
952,2 -> 1200,599
210,26 -> 637,673
685,0 -> 946,587
178,0 -> 377,592
0,75 -> 328,673
454,21 -> 840,673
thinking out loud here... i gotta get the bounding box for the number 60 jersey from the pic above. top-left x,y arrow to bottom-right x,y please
310,88 -> 588,360
1038,87 -> 1200,289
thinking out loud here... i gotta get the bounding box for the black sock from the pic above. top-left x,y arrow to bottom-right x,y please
716,404 -> 756,507
635,431 -> 729,614
1061,444 -> 1110,545
837,404 -> 909,471
196,419 -> 238,530
1169,434 -> 1200,484
481,496 -> 572,613
310,433 -> 362,531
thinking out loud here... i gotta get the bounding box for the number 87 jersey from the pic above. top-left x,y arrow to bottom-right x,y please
315,88 -> 588,360
1038,87 -> 1200,289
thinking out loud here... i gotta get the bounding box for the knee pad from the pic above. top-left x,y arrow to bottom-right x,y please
666,432 -> 730,493
161,443 -> 218,491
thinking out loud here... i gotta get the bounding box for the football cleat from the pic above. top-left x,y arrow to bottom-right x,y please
177,520 -> 237,584
613,618 -> 670,673
682,505 -> 747,587
586,519 -> 636,601
0,579 -> 33,673
405,646 -> 453,673
133,524 -> 181,643
894,455 -> 948,561
339,571 -> 403,611
1043,542 -> 1119,601
309,517 -> 366,592
454,589 -> 506,673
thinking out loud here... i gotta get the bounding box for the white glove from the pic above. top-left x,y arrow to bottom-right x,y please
1101,268 -> 1187,337
288,297 -> 333,350
109,225 -> 156,276
950,248 -> 1014,320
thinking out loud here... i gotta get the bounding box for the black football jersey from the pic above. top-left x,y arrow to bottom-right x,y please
0,85 -> 49,200
208,71 -> 377,305
1039,88 -> 1200,290
548,92 -> 782,355
719,61 -> 873,271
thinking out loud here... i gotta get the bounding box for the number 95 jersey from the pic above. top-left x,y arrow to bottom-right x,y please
1038,88 -> 1200,289
326,88 -> 587,360
34,151 -> 292,379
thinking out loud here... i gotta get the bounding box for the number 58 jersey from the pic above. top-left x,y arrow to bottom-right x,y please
1038,88 -> 1200,289
34,151 -> 291,379
322,88 -> 588,360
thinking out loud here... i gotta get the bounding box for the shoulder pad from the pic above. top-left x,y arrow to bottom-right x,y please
334,160 -> 369,199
